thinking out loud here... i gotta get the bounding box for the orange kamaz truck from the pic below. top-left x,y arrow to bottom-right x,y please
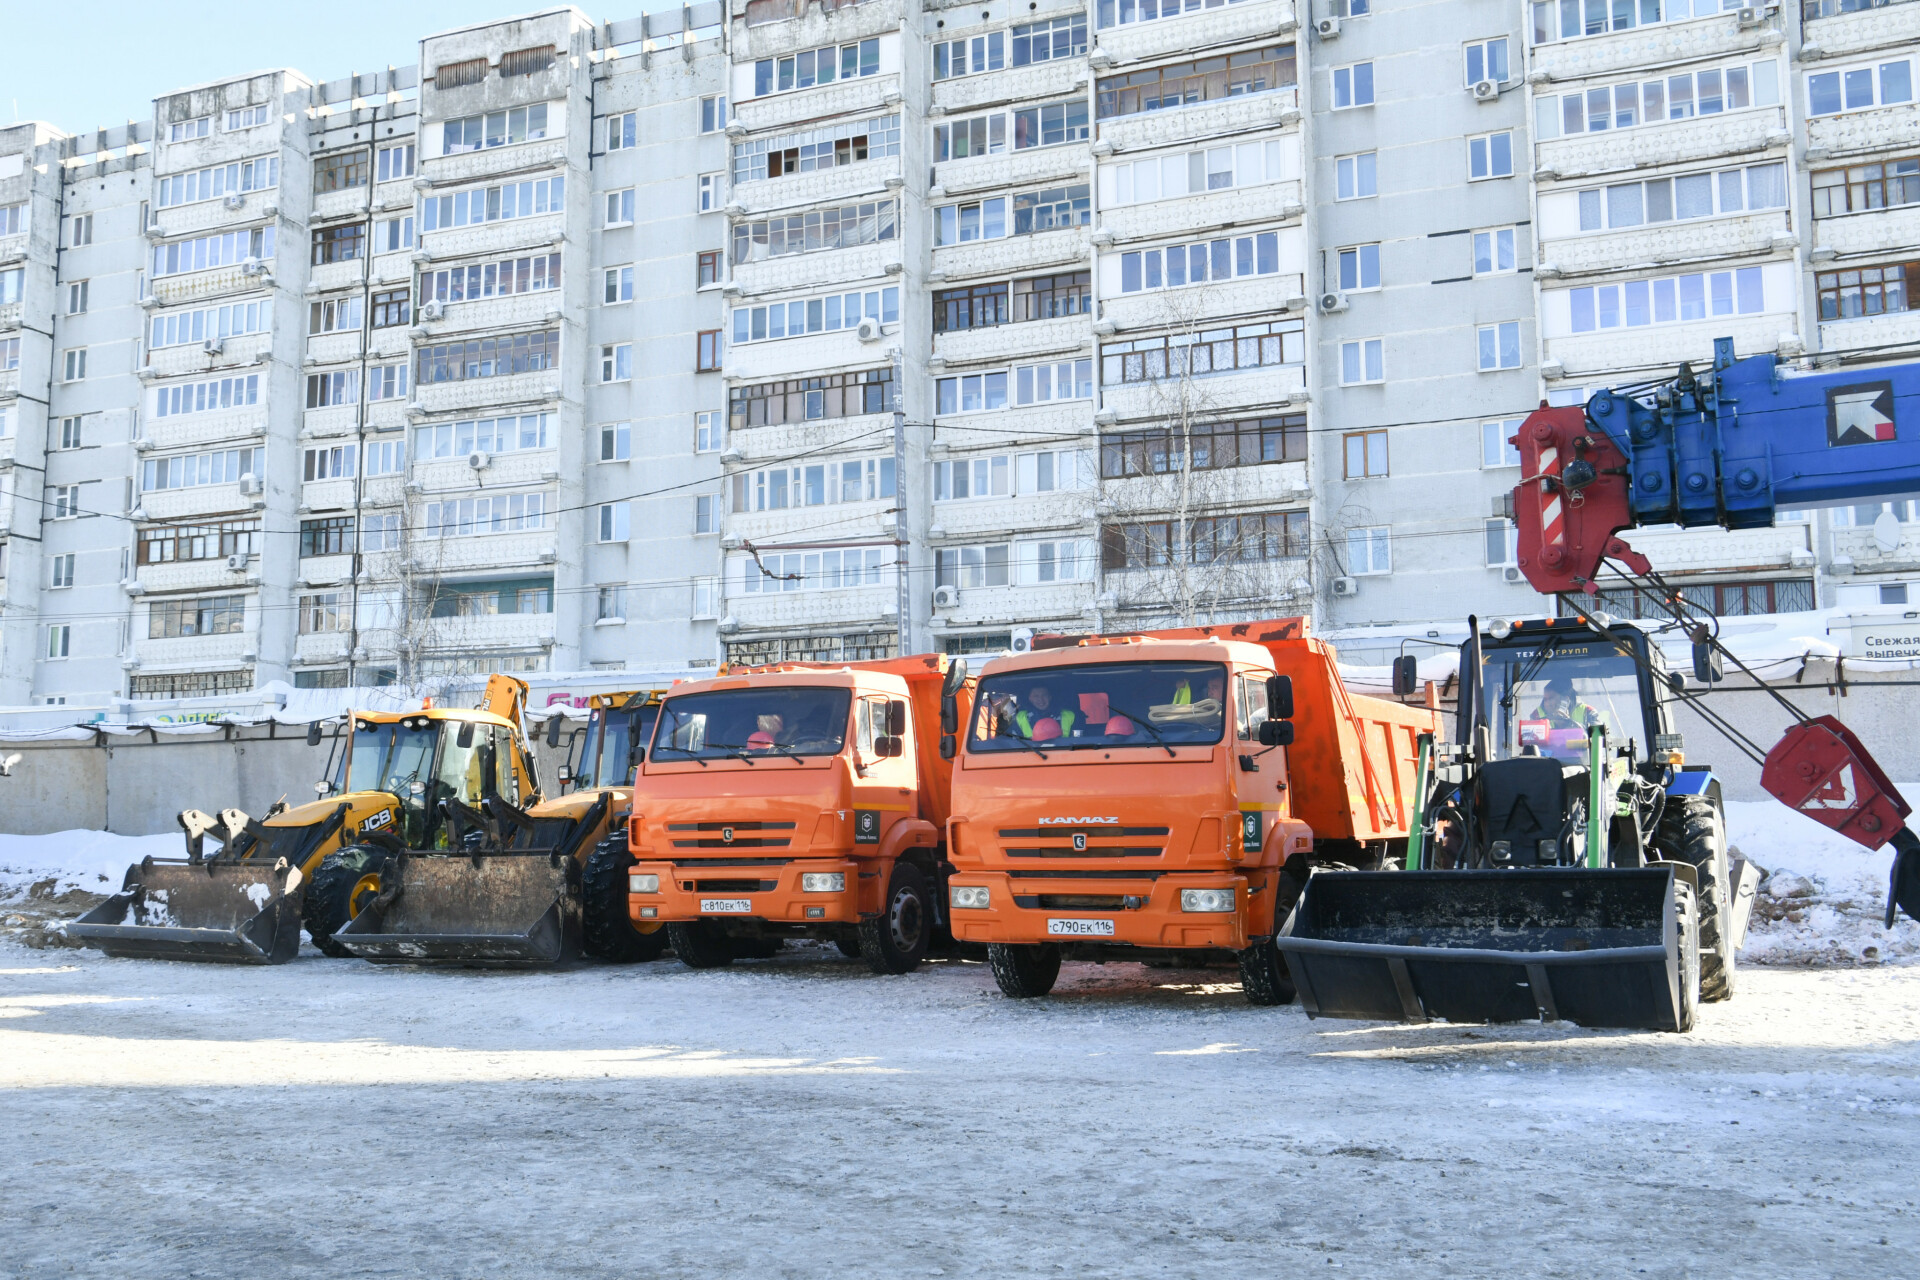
943,619 -> 1439,1004
625,655 -> 973,973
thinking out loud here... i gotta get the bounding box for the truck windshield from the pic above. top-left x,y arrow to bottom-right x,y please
969,661 -> 1228,753
1475,640 -> 1648,763
339,719 -> 440,795
652,688 -> 852,761
580,703 -> 656,787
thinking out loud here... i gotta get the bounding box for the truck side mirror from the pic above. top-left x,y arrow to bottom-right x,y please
1391,656 -> 1418,697
306,721 -> 322,747
1258,720 -> 1294,747
886,699 -> 907,736
546,714 -> 562,747
1667,671 -> 1686,695
1691,639 -> 1723,684
457,721 -> 474,748
878,735 -> 904,758
940,695 -> 958,735
939,733 -> 956,761
1266,675 -> 1294,721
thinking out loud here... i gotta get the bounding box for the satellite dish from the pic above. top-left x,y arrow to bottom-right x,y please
1873,509 -> 1902,554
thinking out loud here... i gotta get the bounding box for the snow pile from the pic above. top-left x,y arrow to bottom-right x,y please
0,829 -> 177,900
1726,795 -> 1920,968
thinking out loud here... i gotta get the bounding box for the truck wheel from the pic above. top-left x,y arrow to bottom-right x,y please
1237,938 -> 1296,1007
988,943 -> 1061,998
304,845 -> 391,958
581,836 -> 666,964
1661,795 -> 1734,1002
667,921 -> 734,969
859,861 -> 931,974
1669,880 -> 1700,1033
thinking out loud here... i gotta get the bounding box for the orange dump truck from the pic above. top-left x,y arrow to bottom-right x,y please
625,655 -> 974,973
944,619 -> 1440,1004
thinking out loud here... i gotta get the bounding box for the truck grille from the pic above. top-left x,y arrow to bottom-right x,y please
1006,869 -> 1165,881
1033,894 -> 1132,910
668,820 -> 796,850
1003,846 -> 1163,859
689,878 -> 779,893
996,825 -> 1169,838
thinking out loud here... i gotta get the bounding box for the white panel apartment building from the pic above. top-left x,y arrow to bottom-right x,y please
3,0 -> 1918,706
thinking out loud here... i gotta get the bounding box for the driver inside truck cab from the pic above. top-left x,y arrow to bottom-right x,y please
1013,684 -> 1076,742
747,712 -> 785,750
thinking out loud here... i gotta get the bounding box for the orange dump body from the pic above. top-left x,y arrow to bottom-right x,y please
946,619 -> 1439,956
626,655 -> 973,935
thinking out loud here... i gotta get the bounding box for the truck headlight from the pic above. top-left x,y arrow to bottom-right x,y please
950,885 -> 990,910
801,872 -> 846,893
1180,888 -> 1235,913
629,874 -> 659,894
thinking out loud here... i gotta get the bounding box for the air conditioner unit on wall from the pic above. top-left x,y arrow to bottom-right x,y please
420,300 -> 445,321
932,584 -> 959,609
1317,16 -> 1340,38
225,552 -> 248,571
1502,565 -> 1525,584
1472,79 -> 1500,102
1010,627 -> 1034,654
1319,292 -> 1349,314
468,451 -> 491,471
1331,576 -> 1358,597
223,192 -> 245,210
856,317 -> 883,343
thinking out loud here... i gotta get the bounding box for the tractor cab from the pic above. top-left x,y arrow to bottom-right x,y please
558,693 -> 661,791
1459,617 -> 1673,769
326,712 -> 532,848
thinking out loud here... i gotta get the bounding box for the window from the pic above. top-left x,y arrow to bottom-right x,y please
733,199 -> 897,262
732,115 -> 902,184
58,417 -> 83,450
131,671 -> 254,697
1098,45 -> 1298,121
1101,416 -> 1307,478
1102,140 -> 1289,208
1340,338 -> 1384,385
1464,38 -> 1509,87
1344,430 -> 1388,479
437,58 -> 489,88
1482,418 -> 1524,468
730,368 -> 894,429
309,295 -> 363,334
936,544 -> 1011,590
933,31 -> 1005,80
225,104 -> 271,130
599,502 -> 631,542
414,331 -> 561,384
1347,527 -> 1391,576
1593,578 -> 1814,620
46,625 -> 70,659
758,39 -> 879,93
698,174 -> 720,214
695,494 -> 719,534
376,143 -> 415,182
600,422 -> 631,461
733,457 -> 896,511
606,112 -> 636,151
693,578 -> 719,618
70,214 -> 93,246
1336,152 -> 1376,200
1014,14 -> 1088,64
1817,261 -> 1920,321
66,280 -> 88,314
1116,231 -> 1284,293
1469,132 -> 1513,180
598,586 -> 628,622
934,112 -> 1008,160
149,595 -> 245,639
137,520 -> 259,565
0,337 -> 17,370
377,216 -> 414,252
311,224 -> 364,265
413,414 -> 552,460
1808,57 -> 1915,117
298,593 -> 350,635
697,331 -> 722,371
368,364 -> 410,401
600,344 -> 632,382
421,492 -> 551,538
936,372 -> 1009,415
442,105 -> 550,153
299,516 -> 355,557
371,289 -> 410,328
156,156 -> 278,207
0,203 -> 24,236
422,176 -> 566,230
1101,511 -> 1310,570
305,370 -> 359,408
606,188 -> 635,226
935,185 -> 1090,245
605,265 -> 634,303
1333,62 -> 1374,109
1098,0 -> 1254,25
501,46 -> 555,77
61,348 -> 86,381
934,272 -> 1089,332
702,95 -> 727,132
365,439 -> 405,475
936,455 -> 1011,502
149,299 -> 270,350
1534,59 -> 1781,140
697,412 -> 722,453
0,267 -> 21,305
0,406 -> 11,437
1477,322 -> 1523,371
731,286 -> 899,343
1485,518 -> 1518,567
1014,358 -> 1093,405
1474,227 -> 1517,275
698,251 -> 723,287
50,554 -> 75,589
735,547 -> 892,595
1569,164 -> 1788,231
313,151 -> 368,193
302,444 -> 357,481
1564,267 -> 1767,333
1101,319 -> 1305,385
1531,0 -> 1722,42
1338,244 -> 1380,292
1813,157 -> 1920,217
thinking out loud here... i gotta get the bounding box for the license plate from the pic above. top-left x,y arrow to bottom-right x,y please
1048,918 -> 1115,937
701,898 -> 753,914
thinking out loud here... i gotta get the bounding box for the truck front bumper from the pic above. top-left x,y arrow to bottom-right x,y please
944,871 -> 1251,951
627,857 -> 874,927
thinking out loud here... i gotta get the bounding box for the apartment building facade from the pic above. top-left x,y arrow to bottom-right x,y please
4,0 -> 1918,707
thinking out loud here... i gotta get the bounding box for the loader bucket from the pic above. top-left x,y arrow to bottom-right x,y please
1274,868 -> 1686,1031
69,857 -> 305,965
332,851 -> 580,967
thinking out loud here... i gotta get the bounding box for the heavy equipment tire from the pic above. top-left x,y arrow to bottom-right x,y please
1661,795 -> 1734,1002
859,861 -> 932,974
1670,880 -> 1701,1033
988,943 -> 1061,997
835,936 -> 862,959
667,920 -> 734,969
304,845 -> 393,958
581,836 -> 667,964
1237,938 -> 1297,1007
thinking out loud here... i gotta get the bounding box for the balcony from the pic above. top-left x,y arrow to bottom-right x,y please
136,559 -> 255,596
1813,204 -> 1920,260
311,187 -> 373,224
1101,460 -> 1308,509
301,405 -> 358,439
307,259 -> 369,294
1622,522 -> 1811,574
929,401 -> 1093,445
934,227 -> 1089,282
1101,273 -> 1304,333
145,408 -> 269,454
1097,1 -> 1297,67
0,369 -> 18,398
936,146 -> 1088,199
419,611 -> 555,651
420,139 -> 570,187
304,331 -> 364,366
297,554 -> 355,587
934,314 -> 1091,365
369,251 -> 415,288
154,195 -> 278,240
733,157 -> 902,216
295,632 -> 355,666
727,582 -> 897,632
302,478 -> 356,512
933,61 -> 1084,116
729,326 -> 896,381
369,325 -> 412,360
1101,179 -> 1303,244
151,264 -> 271,307
146,332 -> 273,379
733,1 -> 898,60
931,490 -> 1092,541
1835,522 -> 1920,574
132,631 -> 254,671
734,242 -> 895,297
735,76 -> 899,135
1098,88 -> 1298,153
413,370 -> 560,415
1531,14 -> 1775,85
1804,0 -> 1920,60
429,290 -> 566,339
0,301 -> 19,331
412,529 -> 556,575
1819,308 -> 1920,354
415,450 -> 557,492
419,213 -> 565,263
138,485 -> 257,523
1541,211 -> 1790,280
0,232 -> 27,265
724,412 -> 892,463
1807,103 -> 1920,162
1544,313 -> 1791,379
1537,106 -> 1787,182
0,434 -> 15,467
731,501 -> 895,546
930,579 -> 1095,629
1100,362 -> 1304,422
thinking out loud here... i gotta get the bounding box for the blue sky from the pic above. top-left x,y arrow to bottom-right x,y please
6,1 -> 681,135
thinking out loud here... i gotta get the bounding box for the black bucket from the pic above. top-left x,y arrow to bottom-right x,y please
69,857 -> 305,964
333,852 -> 579,967
1274,868 -> 1684,1031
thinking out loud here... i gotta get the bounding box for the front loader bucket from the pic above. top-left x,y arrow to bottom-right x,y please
1274,868 -> 1685,1031
333,852 -> 579,967
69,857 -> 305,965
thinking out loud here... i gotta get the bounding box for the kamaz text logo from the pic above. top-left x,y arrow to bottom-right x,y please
1039,816 -> 1117,825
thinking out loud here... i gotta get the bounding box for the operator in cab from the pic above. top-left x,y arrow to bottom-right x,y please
1534,677 -> 1605,733
747,711 -> 785,751
1010,683 -> 1076,742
